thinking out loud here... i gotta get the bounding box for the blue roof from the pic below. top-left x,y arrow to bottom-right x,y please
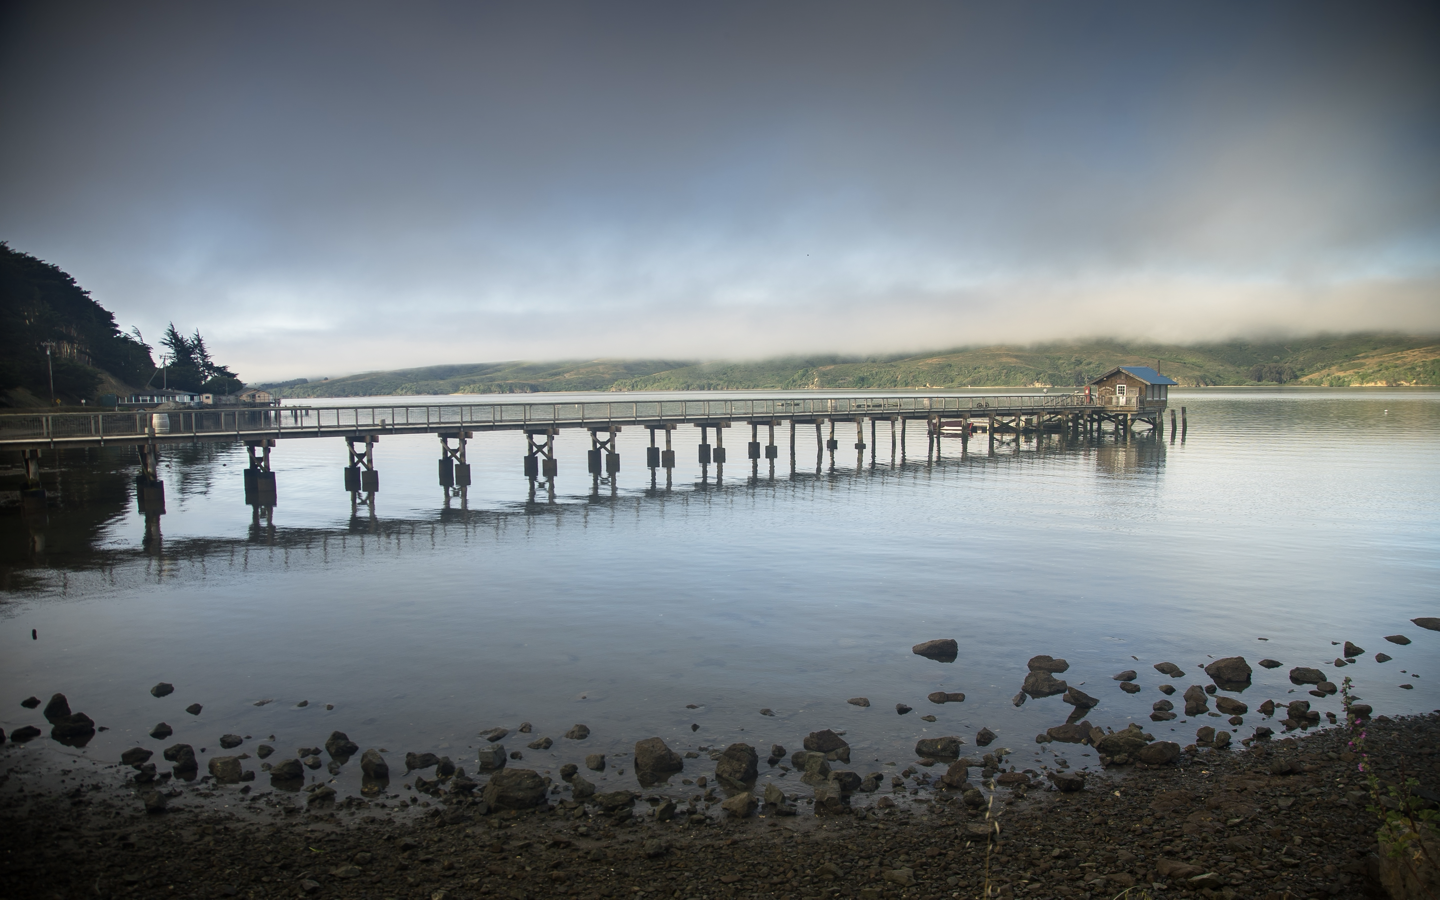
1118,366 -> 1178,385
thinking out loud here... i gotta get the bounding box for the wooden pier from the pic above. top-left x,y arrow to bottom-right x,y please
2,385 -> 1183,512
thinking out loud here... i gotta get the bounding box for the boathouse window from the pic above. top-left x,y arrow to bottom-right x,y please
1116,384 -> 1126,400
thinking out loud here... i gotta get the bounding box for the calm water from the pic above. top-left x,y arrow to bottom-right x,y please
2,389 -> 1437,797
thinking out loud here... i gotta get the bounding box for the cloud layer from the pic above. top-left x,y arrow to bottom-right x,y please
2,2 -> 1437,379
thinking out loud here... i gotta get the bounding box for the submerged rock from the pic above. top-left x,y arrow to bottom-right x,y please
1153,662 -> 1184,678
480,727 -> 508,743
1384,635 -> 1411,645
927,691 -> 965,704
1289,667 -> 1325,685
584,753 -> 606,772
149,723 -> 173,740
150,683 -> 174,698
1204,657 -> 1252,689
219,734 -> 243,749
564,724 -> 590,740
1113,669 -> 1138,681
1022,670 -> 1068,698
1258,658 -> 1283,668
1063,687 -> 1098,710
1411,617 -> 1440,632
847,697 -> 870,707
914,736 -> 964,758
1119,682 -> 1141,694
1027,655 -> 1069,673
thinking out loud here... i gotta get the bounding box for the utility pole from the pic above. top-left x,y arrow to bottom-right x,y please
40,341 -> 56,405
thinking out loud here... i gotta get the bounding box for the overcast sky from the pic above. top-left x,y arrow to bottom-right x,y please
2,2 -> 1437,380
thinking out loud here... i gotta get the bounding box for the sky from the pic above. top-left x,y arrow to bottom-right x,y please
2,2 -> 1438,381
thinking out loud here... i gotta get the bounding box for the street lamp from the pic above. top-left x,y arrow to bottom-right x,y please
40,341 -> 56,405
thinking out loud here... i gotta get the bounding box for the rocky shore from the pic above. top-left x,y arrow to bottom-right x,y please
2,708 -> 1437,900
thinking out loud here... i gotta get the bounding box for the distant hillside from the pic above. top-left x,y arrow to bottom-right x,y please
270,333 -> 1440,398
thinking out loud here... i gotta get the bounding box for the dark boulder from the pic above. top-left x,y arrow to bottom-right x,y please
207,756 -> 243,784
1384,635 -> 1411,645
1258,659 -> 1283,669
1095,728 -> 1150,758
564,724 -> 590,740
1289,667 -> 1324,685
1120,682 -> 1141,694
404,751 -> 440,772
914,736 -> 964,758
50,712 -> 96,746
1022,670 -> 1068,698
184,703 -> 202,716
927,691 -> 966,704
219,734 -> 243,749
21,696 -> 40,709
1411,617 -> 1440,632
1153,662 -> 1184,678
360,749 -> 389,781
1027,655 -> 1069,673
1183,685 -> 1209,716
163,743 -> 197,773
912,639 -> 958,662
1050,771 -> 1085,792
476,745 -> 506,771
149,722 -> 173,740
10,725 -> 41,742
634,737 -> 684,786
1136,741 -> 1181,765
975,727 -> 996,747
847,697 -> 870,707
1342,641 -> 1364,658
325,731 -> 359,761
1204,657 -> 1252,690
1063,687 -> 1098,710
1113,670 -> 1138,681
121,747 -> 153,767
714,743 -> 759,792
150,683 -> 174,698
269,758 -> 304,781
42,693 -> 71,723
1215,697 -> 1248,716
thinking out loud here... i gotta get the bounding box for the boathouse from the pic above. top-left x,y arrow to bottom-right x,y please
1088,366 -> 1176,411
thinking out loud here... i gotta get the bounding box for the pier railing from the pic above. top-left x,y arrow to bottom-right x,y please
0,393 -> 1097,449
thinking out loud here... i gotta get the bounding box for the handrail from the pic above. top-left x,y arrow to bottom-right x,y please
0,392 -> 1116,448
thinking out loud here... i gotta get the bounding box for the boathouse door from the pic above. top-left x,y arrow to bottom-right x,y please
1115,383 -> 1126,406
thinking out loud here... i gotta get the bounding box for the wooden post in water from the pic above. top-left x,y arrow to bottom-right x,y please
899,416 -> 906,457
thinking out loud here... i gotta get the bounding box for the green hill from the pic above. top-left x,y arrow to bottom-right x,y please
268,333 -> 1440,398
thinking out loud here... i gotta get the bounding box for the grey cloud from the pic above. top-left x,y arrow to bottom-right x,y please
1,2 -> 1436,380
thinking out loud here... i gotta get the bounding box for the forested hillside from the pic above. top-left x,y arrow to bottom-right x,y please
0,243 -> 154,404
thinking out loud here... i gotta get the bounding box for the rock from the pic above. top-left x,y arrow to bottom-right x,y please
1134,743 -> 1180,760
812,780 -> 850,816
1150,710 -> 1177,722
526,737 -> 553,750
1011,691 -> 1026,707
269,758 -> 304,781
1385,634 -> 1411,645
975,727 -> 996,747
50,712 -> 96,745
184,703 -> 202,716
564,724 -> 590,740
1156,859 -> 1204,880
325,731 -> 359,760
1341,641 -> 1363,657
42,693 -> 71,723
847,697 -> 870,707
219,734 -> 243,749
482,768 -> 548,809
584,753 -> 606,772
405,751 -> 440,772
1196,725 -> 1216,744
517,722 -> 532,733
926,691 -> 965,704
476,745 -> 506,771
591,790 -> 636,813
720,791 -> 757,818
1022,670 -> 1068,698
1215,696 -> 1248,715
1027,655 -> 1069,674
1063,687 -> 1098,710
1347,703 -> 1374,720
1047,723 -> 1091,742
163,743 -> 197,772
1120,682 -> 1141,694
766,744 -> 786,765
1315,681 -> 1338,695
302,755 -> 322,770
150,722 -> 173,740
306,785 -> 336,805
996,772 -> 1031,787
1096,729 -> 1150,758
714,743 -> 759,791
941,760 -> 970,788
142,791 -> 168,814
480,727 -> 508,742
882,868 -> 916,887
1258,658 -> 1282,668
150,683 -> 174,698
798,753 -> 832,786
762,783 -> 793,813
1183,685 -> 1210,716
21,696 -> 40,709
1289,667 -> 1325,685
634,737 -> 684,786
1113,669 -> 1138,681
1204,656 -> 1252,689
894,702 -> 912,715
1158,684 -> 1176,695
803,729 -> 850,755
829,770 -> 862,793
121,747 -> 153,767
1376,652 -> 1393,663
559,763 -> 578,781
914,736 -> 963,758
360,749 -> 388,780
1154,662 -> 1184,678
1050,771 -> 1085,792
1212,731 -> 1231,749
208,756 -> 243,784
1411,617 -> 1440,632
569,775 -> 595,799
912,639 -> 958,662
1259,699 -> 1276,716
